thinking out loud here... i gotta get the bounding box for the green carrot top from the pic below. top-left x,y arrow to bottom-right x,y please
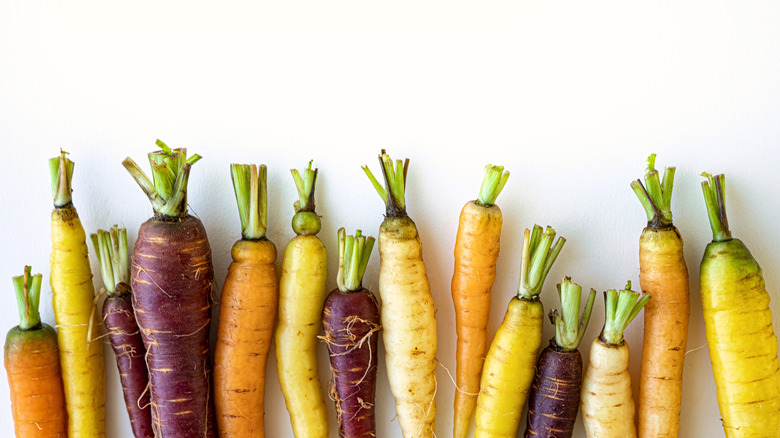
122,139 -> 202,218
336,228 -> 376,293
48,151 -> 75,208
231,164 -> 268,240
551,277 -> 596,351
631,153 -> 676,229
476,164 -> 510,207
363,149 -> 409,218
290,161 -> 321,236
701,172 -> 731,242
90,225 -> 130,297
517,225 -> 566,299
12,266 -> 43,331
600,281 -> 651,346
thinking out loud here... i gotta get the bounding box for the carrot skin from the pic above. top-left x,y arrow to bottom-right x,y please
102,294 -> 153,438
580,339 -> 636,438
214,239 -> 278,437
5,324 -> 68,438
323,288 -> 381,438
131,215 -> 216,438
637,226 -> 689,438
523,343 -> 582,438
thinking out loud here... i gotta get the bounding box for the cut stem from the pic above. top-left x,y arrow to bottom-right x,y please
476,164 -> 510,207
48,151 -> 75,208
12,266 -> 43,330
551,277 -> 597,351
517,225 -> 566,299
701,172 -> 731,242
362,149 -> 410,218
631,153 -> 675,229
601,281 -> 651,345
90,225 -> 130,296
290,161 -> 321,235
231,164 -> 268,240
336,228 -> 376,293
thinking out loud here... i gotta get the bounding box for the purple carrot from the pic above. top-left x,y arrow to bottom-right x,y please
92,226 -> 153,438
123,142 -> 216,438
322,228 -> 381,438
524,277 -> 596,438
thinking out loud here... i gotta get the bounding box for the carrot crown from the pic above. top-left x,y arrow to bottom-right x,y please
601,281 -> 651,345
363,149 -> 409,218
12,266 -> 43,330
631,153 -> 676,229
476,164 -> 510,207
517,225 -> 566,299
551,277 -> 596,351
122,139 -> 202,218
290,161 -> 321,235
48,151 -> 75,208
231,164 -> 268,240
701,172 -> 731,242
336,228 -> 376,293
90,225 -> 130,297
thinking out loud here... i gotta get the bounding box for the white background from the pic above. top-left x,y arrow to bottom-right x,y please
2,2 -> 780,437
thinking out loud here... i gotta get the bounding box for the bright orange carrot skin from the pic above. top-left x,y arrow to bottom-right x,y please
214,239 -> 278,437
637,226 -> 689,438
452,200 -> 502,438
5,324 -> 68,438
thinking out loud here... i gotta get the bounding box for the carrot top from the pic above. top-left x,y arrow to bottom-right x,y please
231,164 -> 268,240
517,225 -> 566,300
90,226 -> 130,297
336,228 -> 375,293
12,266 -> 43,330
551,277 -> 596,351
290,161 -> 321,235
631,153 -> 676,229
701,172 -> 731,242
363,149 -> 409,218
48,151 -> 75,208
601,282 -> 651,346
122,139 -> 202,218
476,165 -> 510,207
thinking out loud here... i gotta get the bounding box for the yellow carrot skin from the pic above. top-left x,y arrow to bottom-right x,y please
474,297 -> 542,438
49,153 -> 105,438
379,216 -> 438,438
580,339 -> 636,438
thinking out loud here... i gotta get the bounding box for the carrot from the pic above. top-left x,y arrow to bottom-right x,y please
523,277 -> 596,438
630,154 -> 689,438
5,266 -> 68,438
451,164 -> 509,438
276,161 -> 329,438
363,150 -> 437,437
322,228 -> 381,438
48,152 -> 105,437
91,226 -> 153,438
580,283 -> 650,438
123,140 -> 216,438
699,172 -> 780,437
214,164 -> 278,437
474,225 -> 565,438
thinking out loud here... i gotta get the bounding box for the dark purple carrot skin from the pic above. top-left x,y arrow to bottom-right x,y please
524,340 -> 583,438
131,215 -> 216,438
322,287 -> 381,438
103,285 -> 154,438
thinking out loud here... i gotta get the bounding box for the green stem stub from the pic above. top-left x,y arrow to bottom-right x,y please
476,164 -> 510,207
601,281 -> 651,346
48,150 -> 75,208
550,277 -> 596,351
13,266 -> 43,331
231,164 -> 268,240
701,172 -> 732,242
336,228 -> 376,293
90,225 -> 130,296
290,161 -> 321,235
631,153 -> 676,229
122,139 -> 202,218
362,149 -> 410,218
517,225 -> 566,299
